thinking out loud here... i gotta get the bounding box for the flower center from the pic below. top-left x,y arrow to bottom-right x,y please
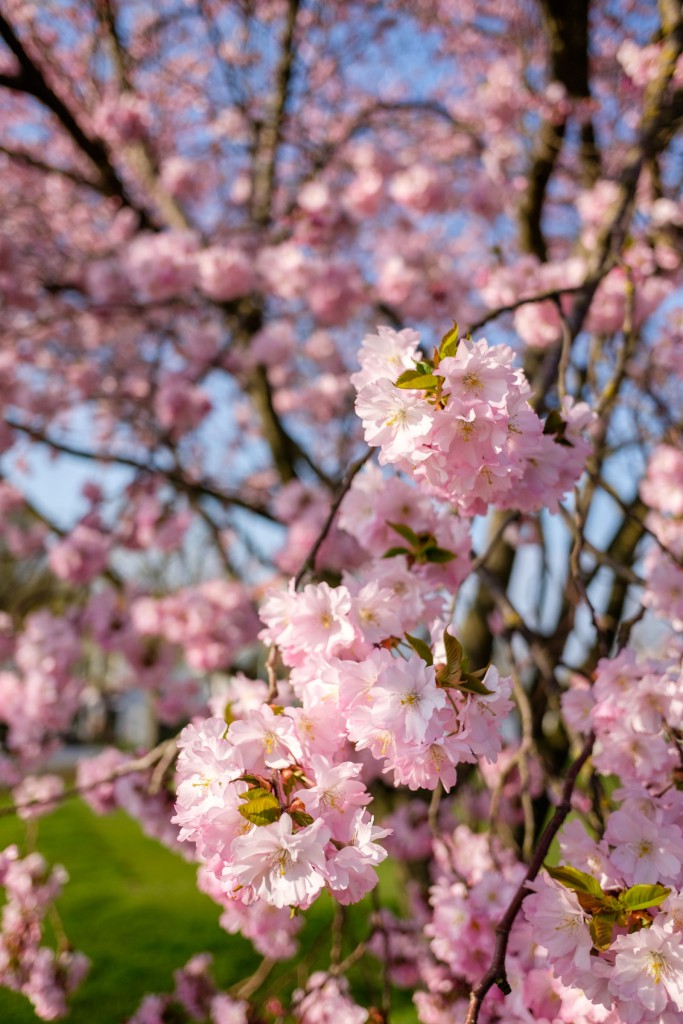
463,372 -> 484,393
646,952 -> 671,984
270,848 -> 292,877
386,408 -> 409,428
193,776 -> 214,789
636,839 -> 654,858
321,788 -> 340,809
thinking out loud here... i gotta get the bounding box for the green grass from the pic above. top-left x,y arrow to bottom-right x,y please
0,800 -> 259,1023
0,801 -> 418,1024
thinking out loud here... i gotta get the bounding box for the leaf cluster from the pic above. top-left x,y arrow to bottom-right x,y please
393,322 -> 461,398
545,863 -> 670,950
383,521 -> 456,565
405,628 -> 494,696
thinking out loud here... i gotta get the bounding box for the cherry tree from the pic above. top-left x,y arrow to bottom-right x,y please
0,0 -> 683,1021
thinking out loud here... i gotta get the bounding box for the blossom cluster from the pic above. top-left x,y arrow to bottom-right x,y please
0,611 -> 83,764
173,553 -> 512,921
640,444 -> 683,632
562,646 -> 683,786
522,799 -> 683,1024
125,954 -> 247,1024
353,326 -> 594,516
0,846 -> 89,1020
173,712 -> 389,911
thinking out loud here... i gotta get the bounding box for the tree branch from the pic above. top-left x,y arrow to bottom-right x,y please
520,0 -> 595,259
294,449 -> 373,588
6,418 -> 278,522
0,11 -> 156,228
250,0 -> 301,226
0,737 -> 178,819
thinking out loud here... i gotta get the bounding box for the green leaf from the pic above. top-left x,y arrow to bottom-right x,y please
423,546 -> 457,563
395,368 -> 441,390
405,633 -> 434,666
439,323 -> 459,359
241,787 -> 274,802
620,884 -> 671,912
290,811 -> 315,828
239,774 -> 268,787
544,864 -> 605,898
238,791 -> 282,826
456,672 -> 494,696
443,630 -> 463,674
590,913 -> 617,951
382,546 -> 411,559
576,891 -> 616,916
387,521 -> 420,547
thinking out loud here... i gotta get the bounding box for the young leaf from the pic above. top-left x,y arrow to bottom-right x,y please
443,630 -> 463,675
589,913 -> 617,951
241,787 -> 274,803
619,884 -> 671,912
405,633 -> 434,666
457,673 -> 494,696
423,546 -> 456,563
238,792 -> 282,826
576,892 -> 615,916
382,546 -> 411,559
395,369 -> 440,390
545,864 -> 605,898
387,521 -> 420,547
439,322 -> 459,359
290,810 -> 315,828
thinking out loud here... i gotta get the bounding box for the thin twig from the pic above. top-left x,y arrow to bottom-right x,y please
330,904 -> 345,969
469,513 -> 520,575
467,285 -> 584,335
554,297 -> 573,402
6,418 -> 277,522
0,738 -> 178,819
329,940 -> 368,977
149,739 -> 180,795
265,644 -> 279,703
428,783 -> 442,837
230,957 -> 276,999
293,449 -> 373,589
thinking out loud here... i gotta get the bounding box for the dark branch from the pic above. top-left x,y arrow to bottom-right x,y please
6,418 -> 278,522
0,11 -> 156,228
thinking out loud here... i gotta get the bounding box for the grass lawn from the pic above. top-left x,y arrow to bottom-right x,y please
0,799 -> 261,1022
0,799 -> 418,1023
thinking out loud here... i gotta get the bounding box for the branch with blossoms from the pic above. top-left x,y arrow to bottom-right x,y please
464,732 -> 595,1024
0,738 -> 178,820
